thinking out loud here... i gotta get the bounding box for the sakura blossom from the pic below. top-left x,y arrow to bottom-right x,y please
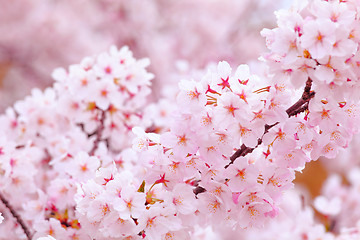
1,0 -> 360,239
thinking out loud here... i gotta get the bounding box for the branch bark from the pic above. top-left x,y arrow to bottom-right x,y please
226,78 -> 315,168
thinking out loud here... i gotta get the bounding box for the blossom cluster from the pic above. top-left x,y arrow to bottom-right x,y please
74,0 -> 360,238
0,46 -> 153,239
314,167 -> 360,233
262,0 -> 360,157
215,187 -> 360,240
1,0 -> 360,239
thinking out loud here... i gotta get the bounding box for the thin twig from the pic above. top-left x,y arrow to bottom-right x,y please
89,110 -> 106,156
0,192 -> 32,239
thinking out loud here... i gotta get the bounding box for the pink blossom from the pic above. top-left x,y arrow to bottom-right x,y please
314,196 -> 341,216
301,19 -> 336,59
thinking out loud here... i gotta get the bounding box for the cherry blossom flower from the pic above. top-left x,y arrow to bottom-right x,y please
301,19 -> 336,59
314,196 -> 341,216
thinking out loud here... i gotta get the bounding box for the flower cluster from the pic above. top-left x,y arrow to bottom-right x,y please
0,46 -> 153,239
314,167 -> 360,233
262,0 -> 360,158
75,62 -> 294,239
76,0 -> 360,238
2,0 -> 360,239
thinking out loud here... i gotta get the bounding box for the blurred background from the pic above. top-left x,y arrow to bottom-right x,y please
0,0 -> 291,110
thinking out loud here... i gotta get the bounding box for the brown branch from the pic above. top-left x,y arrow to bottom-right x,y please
287,77 -> 314,117
226,78 -> 315,168
89,110 -> 106,156
193,186 -> 206,195
290,101 -> 310,117
286,91 -> 314,117
225,134 -> 263,169
0,192 -> 32,239
228,143 -> 247,163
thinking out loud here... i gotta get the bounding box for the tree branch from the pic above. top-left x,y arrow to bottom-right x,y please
286,77 -> 314,117
226,78 -> 315,168
193,186 -> 207,196
0,192 -> 32,240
